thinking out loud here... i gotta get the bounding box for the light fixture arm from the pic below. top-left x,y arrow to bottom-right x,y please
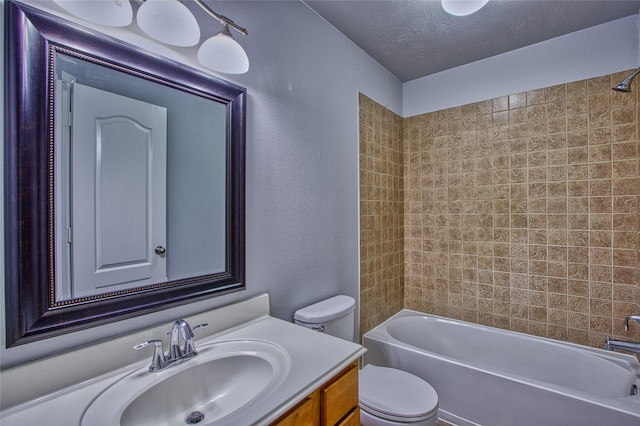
193,0 -> 248,36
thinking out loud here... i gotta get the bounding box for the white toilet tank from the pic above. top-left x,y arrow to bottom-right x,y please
295,295 -> 439,426
294,295 -> 356,341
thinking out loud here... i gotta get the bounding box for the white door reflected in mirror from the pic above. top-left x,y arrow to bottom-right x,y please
55,79 -> 167,300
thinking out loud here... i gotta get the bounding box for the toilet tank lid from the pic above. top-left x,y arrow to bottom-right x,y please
294,295 -> 355,323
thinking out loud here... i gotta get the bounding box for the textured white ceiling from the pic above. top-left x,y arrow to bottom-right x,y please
304,0 -> 640,82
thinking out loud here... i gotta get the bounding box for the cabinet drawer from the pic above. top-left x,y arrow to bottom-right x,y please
272,390 -> 320,426
336,407 -> 359,426
321,363 -> 358,425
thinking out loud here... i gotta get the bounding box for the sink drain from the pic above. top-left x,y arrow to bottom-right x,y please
186,411 -> 205,424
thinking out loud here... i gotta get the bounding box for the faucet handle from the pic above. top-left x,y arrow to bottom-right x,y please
192,323 -> 208,332
188,322 -> 208,340
183,323 -> 208,357
624,314 -> 640,332
179,322 -> 208,338
134,339 -> 166,372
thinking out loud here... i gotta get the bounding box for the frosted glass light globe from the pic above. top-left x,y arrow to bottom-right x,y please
197,26 -> 249,74
137,0 -> 200,47
441,0 -> 489,16
53,0 -> 133,27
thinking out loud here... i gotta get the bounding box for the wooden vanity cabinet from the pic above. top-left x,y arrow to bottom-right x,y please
272,391 -> 320,426
271,362 -> 359,426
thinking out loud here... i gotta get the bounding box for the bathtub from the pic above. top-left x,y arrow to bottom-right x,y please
362,310 -> 640,426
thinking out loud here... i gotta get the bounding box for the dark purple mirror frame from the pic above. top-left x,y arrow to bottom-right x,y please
4,1 -> 246,347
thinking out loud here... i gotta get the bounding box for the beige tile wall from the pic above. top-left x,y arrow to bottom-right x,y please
359,94 -> 405,336
359,71 -> 640,347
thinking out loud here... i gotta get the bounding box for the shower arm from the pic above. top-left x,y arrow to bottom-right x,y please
623,67 -> 640,82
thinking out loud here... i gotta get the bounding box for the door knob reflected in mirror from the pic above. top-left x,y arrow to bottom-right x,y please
155,246 -> 166,255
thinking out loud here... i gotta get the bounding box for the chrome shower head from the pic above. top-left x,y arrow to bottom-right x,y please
613,78 -> 633,92
613,67 -> 640,92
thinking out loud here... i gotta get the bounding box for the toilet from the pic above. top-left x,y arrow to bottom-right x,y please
294,295 -> 439,426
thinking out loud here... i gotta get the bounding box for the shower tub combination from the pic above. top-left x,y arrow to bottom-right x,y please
363,310 -> 640,426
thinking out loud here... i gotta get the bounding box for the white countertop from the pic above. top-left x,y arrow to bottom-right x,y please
1,311 -> 365,425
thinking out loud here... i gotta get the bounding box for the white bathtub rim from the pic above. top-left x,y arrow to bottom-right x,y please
385,312 -> 640,394
391,310 -> 637,360
376,309 -> 640,370
363,309 -> 640,418
437,409 -> 481,426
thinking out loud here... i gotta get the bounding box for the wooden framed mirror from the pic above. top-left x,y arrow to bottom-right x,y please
4,1 -> 246,347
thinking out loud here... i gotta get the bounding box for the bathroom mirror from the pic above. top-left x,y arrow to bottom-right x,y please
4,2 -> 246,346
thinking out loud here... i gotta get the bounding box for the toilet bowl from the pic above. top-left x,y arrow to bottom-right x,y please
294,296 -> 438,426
359,364 -> 438,426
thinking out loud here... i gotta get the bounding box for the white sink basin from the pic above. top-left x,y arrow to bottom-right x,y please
81,339 -> 291,426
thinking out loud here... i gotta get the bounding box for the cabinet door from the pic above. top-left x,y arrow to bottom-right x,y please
272,390 -> 320,426
321,363 -> 359,426
271,362 -> 359,426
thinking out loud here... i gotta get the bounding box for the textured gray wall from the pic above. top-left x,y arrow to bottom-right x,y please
0,0 -> 402,368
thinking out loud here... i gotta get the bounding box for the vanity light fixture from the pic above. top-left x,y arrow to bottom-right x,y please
441,0 -> 489,16
52,0 -> 134,27
53,0 -> 250,74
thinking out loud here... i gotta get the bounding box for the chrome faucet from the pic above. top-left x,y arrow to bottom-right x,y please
134,319 -> 208,372
603,313 -> 640,355
133,339 -> 170,372
625,314 -> 640,331
169,319 -> 207,360
604,337 -> 640,355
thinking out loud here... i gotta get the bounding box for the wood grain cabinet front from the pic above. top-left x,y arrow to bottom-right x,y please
272,362 -> 359,426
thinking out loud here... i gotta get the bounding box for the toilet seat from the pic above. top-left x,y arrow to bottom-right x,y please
359,365 -> 438,422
